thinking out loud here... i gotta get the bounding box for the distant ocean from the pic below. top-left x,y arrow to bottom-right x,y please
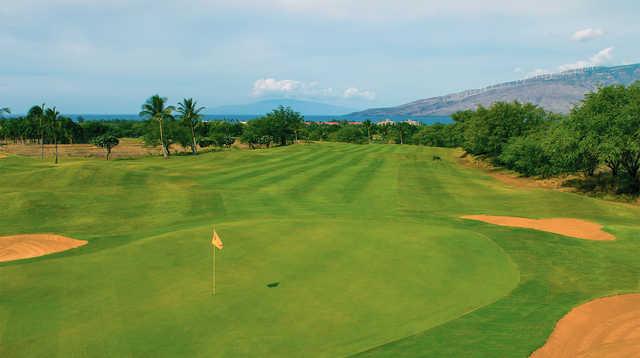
66,114 -> 452,125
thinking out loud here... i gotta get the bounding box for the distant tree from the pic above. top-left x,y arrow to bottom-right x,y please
239,123 -> 261,149
0,107 -> 9,118
45,107 -> 62,164
258,135 -> 274,148
207,133 -> 234,147
140,95 -> 174,159
377,123 -> 394,143
569,83 -> 640,190
393,122 -> 418,144
176,98 -> 205,154
0,107 -> 10,143
59,116 -> 82,144
499,131 -> 555,177
412,123 -> 456,147
305,122 -> 332,141
333,125 -> 367,144
0,107 -> 9,143
92,134 -> 120,160
79,121 -> 110,142
167,117 -> 192,154
27,104 -> 46,158
205,120 -> 243,137
240,108 -> 303,148
362,120 -> 373,143
458,102 -> 549,159
263,106 -> 304,146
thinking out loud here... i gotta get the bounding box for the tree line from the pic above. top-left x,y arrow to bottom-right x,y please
1,96 -> 432,155
3,83 -> 638,193
441,82 -> 640,194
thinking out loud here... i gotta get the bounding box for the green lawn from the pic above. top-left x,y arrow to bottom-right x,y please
0,143 -> 638,357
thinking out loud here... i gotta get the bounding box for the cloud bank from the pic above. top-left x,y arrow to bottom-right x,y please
558,47 -> 614,72
525,47 -> 615,78
252,78 -> 375,101
571,28 -> 604,42
343,87 -> 376,100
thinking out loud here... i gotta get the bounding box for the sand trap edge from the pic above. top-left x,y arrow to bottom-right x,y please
530,293 -> 640,357
0,234 -> 88,263
461,215 -> 616,241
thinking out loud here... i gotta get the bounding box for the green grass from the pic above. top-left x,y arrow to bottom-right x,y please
0,143 -> 638,357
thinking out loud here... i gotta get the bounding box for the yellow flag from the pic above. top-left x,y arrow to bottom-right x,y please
211,230 -> 223,250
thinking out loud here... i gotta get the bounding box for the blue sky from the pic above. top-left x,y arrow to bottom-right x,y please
1,0 -> 639,113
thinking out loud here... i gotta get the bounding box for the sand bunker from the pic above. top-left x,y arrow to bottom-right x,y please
0,234 -> 87,263
531,294 -> 640,357
0,152 -> 6,159
462,215 -> 615,241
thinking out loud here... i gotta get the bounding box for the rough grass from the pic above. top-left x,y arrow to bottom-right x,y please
0,143 -> 638,357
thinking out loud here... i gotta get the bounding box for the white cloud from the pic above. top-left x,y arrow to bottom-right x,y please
590,47 -> 614,64
251,78 -> 337,98
343,87 -> 376,100
251,78 -> 375,101
523,47 -> 615,78
558,47 -> 613,71
571,28 -> 604,42
252,78 -> 303,97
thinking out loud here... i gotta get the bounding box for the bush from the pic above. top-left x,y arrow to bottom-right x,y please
333,126 -> 367,144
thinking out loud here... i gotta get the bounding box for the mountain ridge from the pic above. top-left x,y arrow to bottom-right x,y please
350,63 -> 640,116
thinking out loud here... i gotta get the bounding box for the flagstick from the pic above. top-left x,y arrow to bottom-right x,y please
212,229 -> 216,296
214,243 -> 217,295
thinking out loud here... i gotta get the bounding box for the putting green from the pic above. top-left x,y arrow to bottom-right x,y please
0,143 -> 638,357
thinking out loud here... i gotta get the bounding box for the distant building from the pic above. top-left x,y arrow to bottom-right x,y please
376,119 -> 395,126
404,119 -> 420,126
306,121 -> 362,126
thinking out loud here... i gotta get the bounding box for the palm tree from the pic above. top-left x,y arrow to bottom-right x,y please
140,95 -> 174,159
27,104 -> 46,158
45,107 -> 61,164
176,98 -> 205,155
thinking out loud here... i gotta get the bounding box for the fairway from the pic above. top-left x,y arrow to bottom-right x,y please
1,143 -> 639,357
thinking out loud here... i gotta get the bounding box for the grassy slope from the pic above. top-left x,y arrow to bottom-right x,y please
0,143 -> 638,357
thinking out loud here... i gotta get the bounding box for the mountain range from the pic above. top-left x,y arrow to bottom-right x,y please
207,99 -> 356,116
350,63 -> 640,117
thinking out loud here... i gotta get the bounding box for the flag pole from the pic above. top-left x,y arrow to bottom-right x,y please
212,227 -> 216,296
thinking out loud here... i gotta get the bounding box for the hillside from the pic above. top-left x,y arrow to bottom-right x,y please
351,63 -> 640,116
208,98 -> 356,116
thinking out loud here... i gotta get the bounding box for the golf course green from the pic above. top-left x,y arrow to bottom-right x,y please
1,143 -> 639,357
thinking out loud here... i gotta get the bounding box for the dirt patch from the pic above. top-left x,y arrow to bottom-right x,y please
531,294 -> 640,357
0,152 -> 7,159
488,171 -> 569,190
0,234 -> 87,262
0,138 -> 199,159
457,152 -> 574,190
461,215 -> 615,241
